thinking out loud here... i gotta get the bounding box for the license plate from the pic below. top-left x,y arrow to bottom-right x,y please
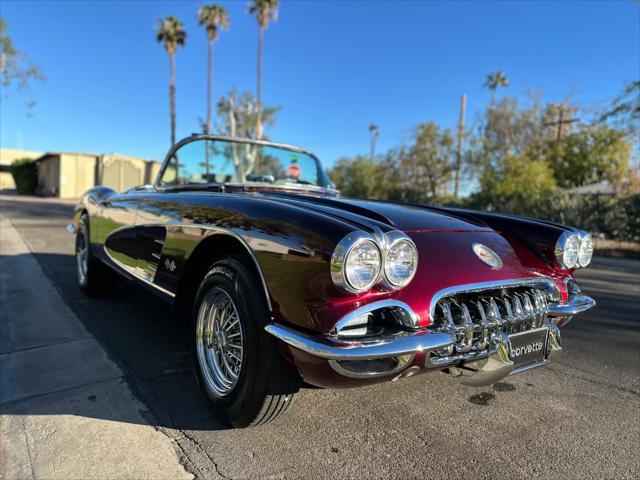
509,327 -> 548,367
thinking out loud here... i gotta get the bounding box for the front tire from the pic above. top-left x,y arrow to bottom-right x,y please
75,214 -> 117,296
192,258 -> 300,427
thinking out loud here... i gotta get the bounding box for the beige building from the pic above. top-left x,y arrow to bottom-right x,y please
34,152 -> 161,199
0,148 -> 44,190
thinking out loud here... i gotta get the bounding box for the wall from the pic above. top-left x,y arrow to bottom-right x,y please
99,155 -> 147,192
59,154 -> 98,198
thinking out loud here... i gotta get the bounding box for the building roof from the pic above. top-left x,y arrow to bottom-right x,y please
34,152 -> 100,162
34,152 -> 160,164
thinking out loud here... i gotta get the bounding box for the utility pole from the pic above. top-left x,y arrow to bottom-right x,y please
544,104 -> 579,142
454,93 -> 467,199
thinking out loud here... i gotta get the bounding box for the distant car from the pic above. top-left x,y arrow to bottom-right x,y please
68,135 -> 595,427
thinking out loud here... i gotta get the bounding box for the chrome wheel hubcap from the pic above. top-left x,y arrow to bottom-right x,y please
76,226 -> 88,284
196,287 -> 244,397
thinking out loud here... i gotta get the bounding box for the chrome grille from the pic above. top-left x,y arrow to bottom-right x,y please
432,286 -> 549,356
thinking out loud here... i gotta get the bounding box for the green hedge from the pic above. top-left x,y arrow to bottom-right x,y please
464,190 -> 640,243
10,158 -> 38,195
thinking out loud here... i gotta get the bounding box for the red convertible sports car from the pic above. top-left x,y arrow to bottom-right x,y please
68,135 -> 596,427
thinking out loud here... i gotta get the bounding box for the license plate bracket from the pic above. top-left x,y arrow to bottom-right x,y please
509,327 -> 548,368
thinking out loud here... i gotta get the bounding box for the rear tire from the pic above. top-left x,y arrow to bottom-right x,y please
192,258 -> 300,427
76,214 -> 117,296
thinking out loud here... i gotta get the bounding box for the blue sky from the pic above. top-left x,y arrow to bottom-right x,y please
1,0 -> 638,167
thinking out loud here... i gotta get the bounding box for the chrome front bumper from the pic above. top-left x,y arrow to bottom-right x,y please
265,323 -> 454,361
547,293 -> 596,317
266,291 -> 595,384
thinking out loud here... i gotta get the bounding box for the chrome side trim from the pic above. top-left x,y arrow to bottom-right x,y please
103,247 -> 176,298
103,222 -> 272,310
547,294 -> 596,317
429,277 -> 559,319
331,299 -> 420,334
265,323 -> 454,361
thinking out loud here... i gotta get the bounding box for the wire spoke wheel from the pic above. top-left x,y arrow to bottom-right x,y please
196,287 -> 244,397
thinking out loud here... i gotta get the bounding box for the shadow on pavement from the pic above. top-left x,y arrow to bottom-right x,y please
1,251 -> 234,432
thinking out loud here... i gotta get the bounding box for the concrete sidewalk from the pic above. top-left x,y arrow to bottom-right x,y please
0,216 -> 191,480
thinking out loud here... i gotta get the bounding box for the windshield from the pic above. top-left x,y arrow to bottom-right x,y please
158,138 -> 330,188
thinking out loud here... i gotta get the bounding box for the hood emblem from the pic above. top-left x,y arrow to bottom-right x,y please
472,243 -> 503,269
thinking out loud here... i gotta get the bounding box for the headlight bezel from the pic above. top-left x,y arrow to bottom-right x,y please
577,231 -> 593,267
330,231 -> 383,294
555,230 -> 580,269
331,230 -> 419,294
381,231 -> 419,289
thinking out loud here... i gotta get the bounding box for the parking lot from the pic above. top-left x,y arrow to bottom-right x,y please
1,194 -> 639,479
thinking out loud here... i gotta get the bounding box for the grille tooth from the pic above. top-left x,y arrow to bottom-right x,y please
512,295 -> 524,323
522,292 -> 535,327
458,303 -> 474,352
533,290 -> 547,327
439,301 -> 456,337
475,301 -> 489,350
485,297 -> 503,328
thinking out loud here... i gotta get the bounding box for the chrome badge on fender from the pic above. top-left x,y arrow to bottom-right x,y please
472,243 -> 503,269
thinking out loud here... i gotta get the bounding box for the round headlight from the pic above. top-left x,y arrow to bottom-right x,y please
578,234 -> 593,267
344,240 -> 381,291
384,238 -> 418,287
555,232 -> 580,269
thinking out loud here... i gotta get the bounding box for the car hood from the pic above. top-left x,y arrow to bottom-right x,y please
260,193 -> 493,232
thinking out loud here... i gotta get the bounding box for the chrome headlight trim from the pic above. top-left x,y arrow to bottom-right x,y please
381,230 -> 419,289
577,231 -> 593,267
331,231 -> 382,294
554,230 -> 580,269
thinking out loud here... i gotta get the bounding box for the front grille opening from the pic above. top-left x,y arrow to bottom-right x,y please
334,306 -> 414,340
432,285 -> 550,355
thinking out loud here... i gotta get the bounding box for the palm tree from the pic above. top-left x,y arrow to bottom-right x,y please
198,4 -> 230,135
369,123 -> 379,161
156,16 -> 186,146
484,70 -> 509,105
248,0 -> 279,139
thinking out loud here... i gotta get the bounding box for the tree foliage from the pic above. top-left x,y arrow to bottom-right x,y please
330,156 -> 390,199
0,17 -> 45,112
216,89 -> 278,139
330,79 -> 638,240
538,125 -> 631,189
198,4 -> 230,42
215,89 -> 280,180
10,158 -> 38,195
155,16 -> 187,55
248,0 -> 279,29
390,123 -> 455,203
599,80 -> 640,131
484,70 -> 509,104
330,122 -> 454,203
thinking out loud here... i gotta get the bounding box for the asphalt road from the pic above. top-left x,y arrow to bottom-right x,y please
1,194 -> 639,479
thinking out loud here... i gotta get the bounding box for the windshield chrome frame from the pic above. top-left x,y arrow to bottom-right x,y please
153,134 -> 334,193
